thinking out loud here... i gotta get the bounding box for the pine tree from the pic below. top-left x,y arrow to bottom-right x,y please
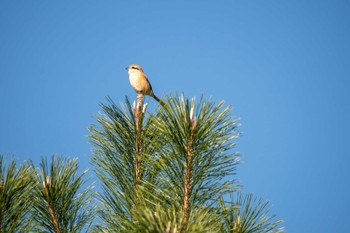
0,93 -> 283,232
89,94 -> 284,232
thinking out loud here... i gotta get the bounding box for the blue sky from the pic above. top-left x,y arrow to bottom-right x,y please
1,1 -> 350,232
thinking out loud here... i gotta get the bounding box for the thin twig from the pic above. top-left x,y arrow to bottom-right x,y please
134,93 -> 144,189
182,119 -> 196,233
43,177 -> 61,233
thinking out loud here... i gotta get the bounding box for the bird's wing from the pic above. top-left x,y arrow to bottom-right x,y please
145,75 -> 154,92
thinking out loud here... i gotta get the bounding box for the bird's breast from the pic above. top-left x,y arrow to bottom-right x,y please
129,73 -> 145,93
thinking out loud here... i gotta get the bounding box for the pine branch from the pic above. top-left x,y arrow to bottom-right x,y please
31,155 -> 94,233
153,94 -> 240,231
89,96 -> 164,231
134,93 -> 144,190
218,192 -> 284,233
0,155 -> 33,232
182,104 -> 197,233
42,176 -> 61,233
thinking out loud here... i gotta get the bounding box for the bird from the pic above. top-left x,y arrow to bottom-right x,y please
126,64 -> 164,105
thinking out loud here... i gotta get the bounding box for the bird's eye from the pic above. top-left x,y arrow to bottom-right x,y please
132,66 -> 139,70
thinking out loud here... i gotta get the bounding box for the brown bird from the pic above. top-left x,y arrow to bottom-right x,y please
126,64 -> 163,105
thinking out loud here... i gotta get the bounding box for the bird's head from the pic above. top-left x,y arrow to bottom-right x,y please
126,64 -> 143,74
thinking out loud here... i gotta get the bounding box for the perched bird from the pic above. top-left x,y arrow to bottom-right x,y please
126,64 -> 163,104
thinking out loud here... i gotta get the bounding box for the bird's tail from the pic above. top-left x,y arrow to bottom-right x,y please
152,94 -> 165,107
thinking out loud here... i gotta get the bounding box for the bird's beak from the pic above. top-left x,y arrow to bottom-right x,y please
125,67 -> 129,70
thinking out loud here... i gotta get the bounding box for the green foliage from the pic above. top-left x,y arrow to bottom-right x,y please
219,192 -> 284,233
0,155 -> 33,232
89,97 -> 165,231
126,204 -> 222,233
31,155 -> 95,233
89,94 -> 245,232
153,94 -> 240,208
0,93 -> 284,232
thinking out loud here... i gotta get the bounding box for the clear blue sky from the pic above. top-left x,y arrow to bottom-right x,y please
1,1 -> 349,232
